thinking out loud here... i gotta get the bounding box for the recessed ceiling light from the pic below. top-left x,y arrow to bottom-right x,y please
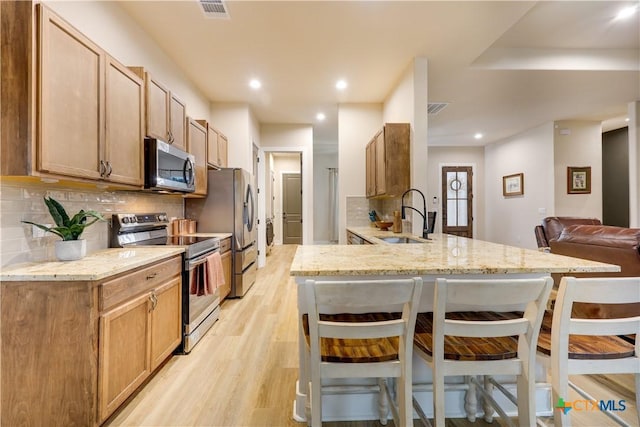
316,113 -> 326,121
474,133 -> 483,140
626,118 -> 631,122
249,79 -> 262,89
616,5 -> 638,20
335,80 -> 348,90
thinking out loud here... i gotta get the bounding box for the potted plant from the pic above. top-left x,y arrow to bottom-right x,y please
22,196 -> 106,261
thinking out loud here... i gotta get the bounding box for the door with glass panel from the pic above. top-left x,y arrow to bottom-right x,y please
442,166 -> 473,238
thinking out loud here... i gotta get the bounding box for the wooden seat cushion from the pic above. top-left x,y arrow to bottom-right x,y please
413,312 -> 522,361
536,310 -> 635,359
302,312 -> 402,363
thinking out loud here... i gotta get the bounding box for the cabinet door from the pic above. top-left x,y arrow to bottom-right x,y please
104,56 -> 144,186
218,133 -> 228,168
145,74 -> 170,141
374,131 -> 386,195
38,6 -> 103,180
187,118 -> 208,196
220,250 -> 232,301
206,124 -> 220,168
170,93 -> 187,151
150,277 -> 182,370
365,140 -> 375,197
98,292 -> 152,423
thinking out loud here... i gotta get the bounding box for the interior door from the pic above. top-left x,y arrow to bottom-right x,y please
442,166 -> 473,238
282,172 -> 302,244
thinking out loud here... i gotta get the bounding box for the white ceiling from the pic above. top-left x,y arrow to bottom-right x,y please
118,1 -> 640,148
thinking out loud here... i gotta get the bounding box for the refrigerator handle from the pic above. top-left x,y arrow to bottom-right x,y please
246,184 -> 255,232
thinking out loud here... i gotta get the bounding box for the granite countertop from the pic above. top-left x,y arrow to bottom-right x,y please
0,247 -> 185,282
290,227 -> 621,276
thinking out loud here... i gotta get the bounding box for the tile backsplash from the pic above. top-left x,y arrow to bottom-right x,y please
346,195 -> 403,227
0,179 -> 184,267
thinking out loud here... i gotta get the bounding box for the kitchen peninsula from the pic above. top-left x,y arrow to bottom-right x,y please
290,231 -> 620,422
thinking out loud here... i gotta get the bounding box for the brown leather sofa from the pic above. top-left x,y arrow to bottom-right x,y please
540,218 -> 640,319
534,216 -> 602,249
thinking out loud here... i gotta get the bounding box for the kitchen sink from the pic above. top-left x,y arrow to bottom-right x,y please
378,236 -> 425,244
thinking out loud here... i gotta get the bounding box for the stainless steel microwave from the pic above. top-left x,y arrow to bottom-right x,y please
144,138 -> 195,193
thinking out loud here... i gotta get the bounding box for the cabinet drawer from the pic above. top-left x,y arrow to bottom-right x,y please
100,256 -> 182,312
220,237 -> 231,253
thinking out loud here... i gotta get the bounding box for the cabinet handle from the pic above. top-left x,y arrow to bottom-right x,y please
167,130 -> 174,144
146,272 -> 158,280
106,161 -> 113,177
99,160 -> 107,177
149,292 -> 158,311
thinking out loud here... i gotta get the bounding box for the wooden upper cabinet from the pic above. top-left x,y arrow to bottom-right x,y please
217,132 -> 228,168
365,123 -> 410,198
104,56 -> 144,186
187,118 -> 208,196
37,5 -> 103,180
36,5 -> 143,186
131,67 -> 187,151
196,120 -> 228,169
169,93 -> 187,151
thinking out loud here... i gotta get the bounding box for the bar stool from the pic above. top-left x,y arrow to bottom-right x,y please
536,276 -> 640,427
303,277 -> 423,427
413,276 -> 552,427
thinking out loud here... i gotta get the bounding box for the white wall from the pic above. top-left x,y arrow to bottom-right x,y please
553,120 -> 603,218
427,147 -> 485,238
484,123 -> 555,248
383,58 -> 429,237
44,1 -> 211,120
337,104 -> 383,243
630,101 -> 640,227
257,124 -> 313,264
211,103 -> 254,172
313,150 -> 339,243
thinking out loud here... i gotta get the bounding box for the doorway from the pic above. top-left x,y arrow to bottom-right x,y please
266,152 -> 303,245
442,166 -> 473,238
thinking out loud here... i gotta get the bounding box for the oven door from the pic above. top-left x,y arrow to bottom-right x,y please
184,251 -> 220,336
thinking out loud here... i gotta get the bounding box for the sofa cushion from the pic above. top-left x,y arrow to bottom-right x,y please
542,216 -> 602,244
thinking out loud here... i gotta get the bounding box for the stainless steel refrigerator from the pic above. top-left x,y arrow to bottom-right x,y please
185,168 -> 257,297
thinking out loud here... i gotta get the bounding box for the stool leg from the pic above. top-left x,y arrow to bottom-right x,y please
482,375 -> 494,423
378,378 -> 389,425
464,375 -> 478,422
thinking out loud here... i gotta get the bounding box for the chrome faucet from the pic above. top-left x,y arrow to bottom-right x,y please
401,188 -> 429,239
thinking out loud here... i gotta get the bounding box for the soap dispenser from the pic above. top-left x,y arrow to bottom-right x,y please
392,211 -> 402,233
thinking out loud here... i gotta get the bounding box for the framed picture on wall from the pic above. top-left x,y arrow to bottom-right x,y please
502,173 -> 524,196
567,166 -> 591,194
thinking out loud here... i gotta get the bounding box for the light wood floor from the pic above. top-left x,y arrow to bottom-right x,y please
106,245 -> 637,427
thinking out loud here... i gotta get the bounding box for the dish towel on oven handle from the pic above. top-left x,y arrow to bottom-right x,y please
190,252 -> 224,296
204,252 -> 225,295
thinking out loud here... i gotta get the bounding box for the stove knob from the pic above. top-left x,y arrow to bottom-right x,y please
131,216 -> 138,223
122,217 -> 129,224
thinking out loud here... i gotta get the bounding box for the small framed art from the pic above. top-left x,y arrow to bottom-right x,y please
567,166 -> 591,194
503,173 -> 524,196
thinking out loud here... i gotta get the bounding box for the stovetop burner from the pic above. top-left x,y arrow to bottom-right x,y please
110,213 -> 219,259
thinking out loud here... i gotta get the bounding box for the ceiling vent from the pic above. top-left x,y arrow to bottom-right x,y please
427,102 -> 449,115
199,0 -> 230,19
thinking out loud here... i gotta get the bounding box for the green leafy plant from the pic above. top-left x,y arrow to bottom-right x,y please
22,197 -> 106,241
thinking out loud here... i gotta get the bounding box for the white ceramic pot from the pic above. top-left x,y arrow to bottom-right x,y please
55,239 -> 87,261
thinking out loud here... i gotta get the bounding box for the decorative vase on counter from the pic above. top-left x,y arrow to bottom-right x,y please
55,239 -> 87,261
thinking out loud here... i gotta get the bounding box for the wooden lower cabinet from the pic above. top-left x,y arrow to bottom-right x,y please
219,237 -> 232,301
220,249 -> 232,301
1,255 -> 182,426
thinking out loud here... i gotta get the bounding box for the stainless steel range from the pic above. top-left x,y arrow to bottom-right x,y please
110,212 -> 220,353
